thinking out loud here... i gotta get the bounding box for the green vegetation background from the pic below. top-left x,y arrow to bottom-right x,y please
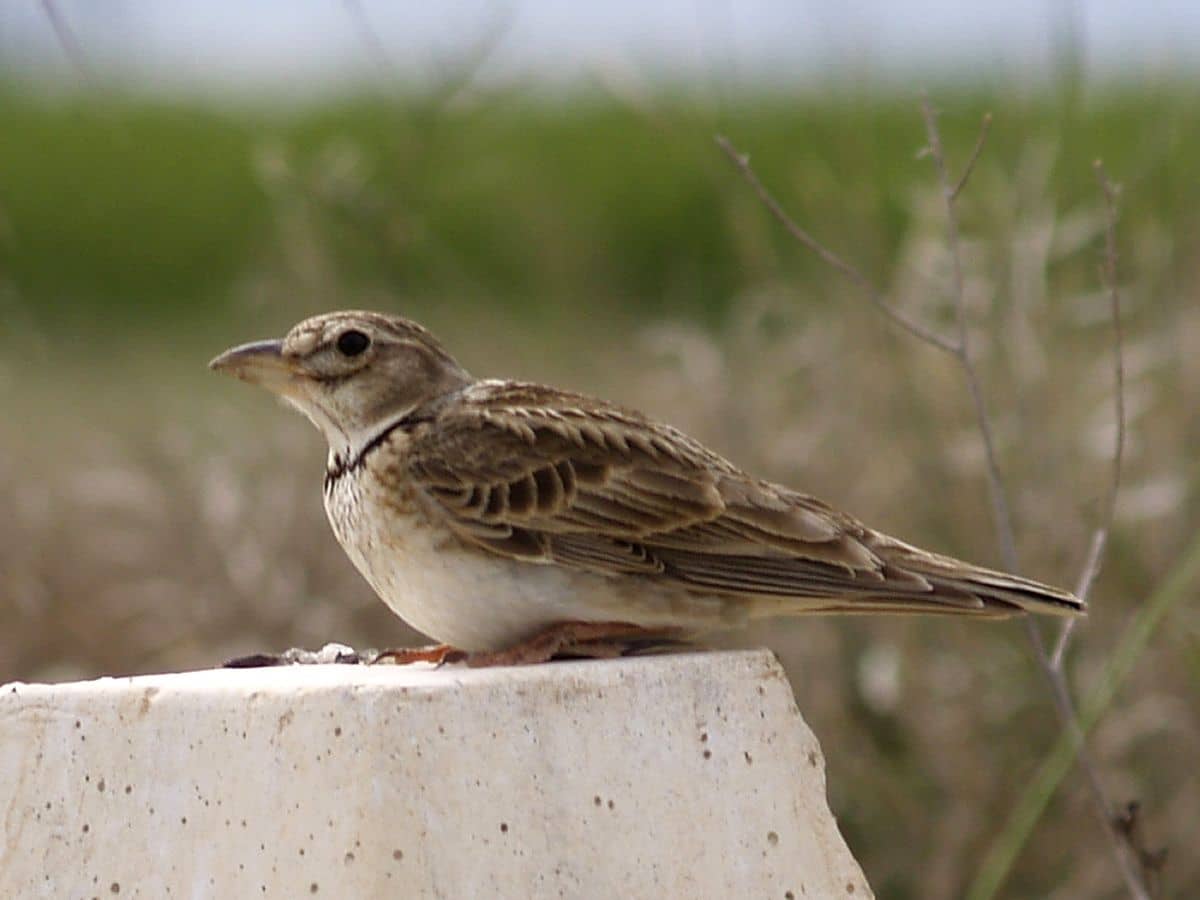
2,80 -> 1197,898
5,83 -> 1197,330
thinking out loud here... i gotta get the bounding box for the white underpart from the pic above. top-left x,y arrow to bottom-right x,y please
322,433 -> 734,651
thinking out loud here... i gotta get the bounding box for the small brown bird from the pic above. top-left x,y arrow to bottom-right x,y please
210,311 -> 1082,666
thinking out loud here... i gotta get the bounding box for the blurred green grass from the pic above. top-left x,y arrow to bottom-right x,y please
3,82 -> 1198,331
2,79 -> 1198,899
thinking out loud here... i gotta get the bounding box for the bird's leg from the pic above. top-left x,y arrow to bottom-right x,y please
369,644 -> 465,666
226,626 -> 691,669
461,621 -> 690,668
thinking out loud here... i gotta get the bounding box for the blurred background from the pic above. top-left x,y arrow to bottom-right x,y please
2,2 -> 1197,897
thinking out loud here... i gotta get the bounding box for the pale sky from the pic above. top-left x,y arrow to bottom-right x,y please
1,1 -> 1198,95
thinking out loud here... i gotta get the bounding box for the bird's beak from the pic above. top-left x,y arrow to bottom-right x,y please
208,339 -> 297,394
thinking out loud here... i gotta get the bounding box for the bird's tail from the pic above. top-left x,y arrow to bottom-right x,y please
740,535 -> 1085,620
848,535 -> 1085,618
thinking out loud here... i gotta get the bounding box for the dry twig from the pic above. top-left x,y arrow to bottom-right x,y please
40,0 -> 92,81
714,136 -> 959,354
1052,161 -> 1127,667
950,112 -> 992,201
342,0 -> 511,106
967,528 -> 1196,900
341,0 -> 404,81
1115,802 -> 1169,895
918,99 -> 1147,900
918,97 -> 1019,571
719,101 -> 1150,900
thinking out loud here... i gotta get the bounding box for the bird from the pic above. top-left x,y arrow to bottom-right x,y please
209,310 -> 1083,666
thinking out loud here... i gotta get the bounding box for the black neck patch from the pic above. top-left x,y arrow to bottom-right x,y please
325,411 -> 427,492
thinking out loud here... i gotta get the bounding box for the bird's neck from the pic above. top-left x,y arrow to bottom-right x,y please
324,407 -> 422,488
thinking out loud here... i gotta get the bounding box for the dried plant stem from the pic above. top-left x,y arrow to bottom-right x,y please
918,98 -> 1019,572
920,97 -> 1147,900
342,0 -> 510,106
1052,161 -> 1127,667
719,101 -> 1147,900
341,0 -> 403,80
1017,618 -> 1149,900
40,0 -> 92,80
950,112 -> 992,201
714,136 -> 959,355
967,527 -> 1200,900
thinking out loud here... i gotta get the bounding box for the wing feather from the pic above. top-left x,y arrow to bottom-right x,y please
404,382 -> 1082,617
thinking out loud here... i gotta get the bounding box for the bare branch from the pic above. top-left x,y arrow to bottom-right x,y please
1092,159 -> 1128,546
1115,803 -> 1169,896
721,106 -> 1150,897
950,112 -> 993,201
919,95 -> 1019,572
1021,619 -> 1151,899
1054,529 -> 1105,668
968,527 -> 1200,900
426,6 -> 514,107
920,101 -> 1149,900
714,135 -> 960,355
341,0 -> 403,80
343,0 -> 512,105
40,0 -> 92,81
1053,160 -> 1127,667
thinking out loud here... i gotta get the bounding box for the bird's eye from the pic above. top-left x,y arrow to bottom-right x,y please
336,330 -> 370,357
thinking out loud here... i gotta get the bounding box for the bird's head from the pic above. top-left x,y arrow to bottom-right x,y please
209,311 -> 470,453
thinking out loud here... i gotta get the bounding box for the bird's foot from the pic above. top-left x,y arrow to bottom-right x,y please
223,626 -> 692,670
368,643 -> 465,666
458,621 -> 691,668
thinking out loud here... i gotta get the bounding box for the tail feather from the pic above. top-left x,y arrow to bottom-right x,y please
873,537 -> 1085,618
653,530 -> 1084,619
742,538 -> 1085,619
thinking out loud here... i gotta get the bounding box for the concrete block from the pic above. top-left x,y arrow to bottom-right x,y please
1,649 -> 871,899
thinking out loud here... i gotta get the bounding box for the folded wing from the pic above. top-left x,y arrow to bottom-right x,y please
405,383 -> 1082,618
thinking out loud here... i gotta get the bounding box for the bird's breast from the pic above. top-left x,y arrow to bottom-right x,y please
322,460 -> 737,651
323,465 -> 597,650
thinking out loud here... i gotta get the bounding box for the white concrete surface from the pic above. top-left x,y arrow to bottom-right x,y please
0,649 -> 871,899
